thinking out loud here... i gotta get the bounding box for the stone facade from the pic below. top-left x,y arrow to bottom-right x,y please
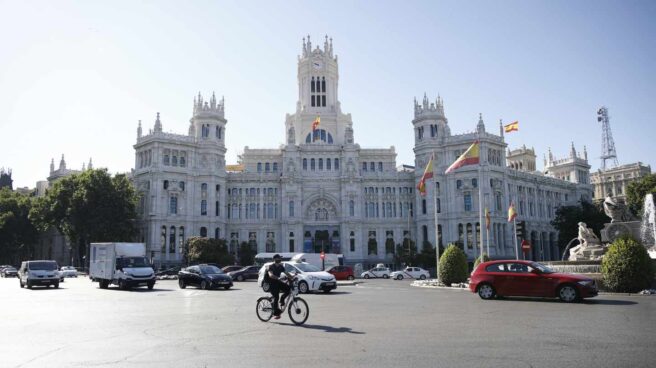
132,36 -> 593,268
590,162 -> 651,202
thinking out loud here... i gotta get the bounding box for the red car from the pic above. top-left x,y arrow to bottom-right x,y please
326,265 -> 354,281
469,260 -> 598,303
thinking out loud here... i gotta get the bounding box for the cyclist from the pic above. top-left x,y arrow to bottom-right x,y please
267,254 -> 294,319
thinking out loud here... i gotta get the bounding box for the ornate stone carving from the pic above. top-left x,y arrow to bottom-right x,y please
306,198 -> 338,221
603,196 -> 635,223
568,222 -> 606,261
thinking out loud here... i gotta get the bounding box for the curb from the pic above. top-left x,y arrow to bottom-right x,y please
337,281 -> 364,286
411,282 -> 655,296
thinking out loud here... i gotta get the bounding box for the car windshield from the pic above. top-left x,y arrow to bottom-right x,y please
530,262 -> 555,274
293,263 -> 320,273
200,266 -> 223,274
29,262 -> 58,271
120,257 -> 150,268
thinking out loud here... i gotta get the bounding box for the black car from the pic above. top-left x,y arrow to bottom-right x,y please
222,265 -> 243,273
178,264 -> 233,290
227,265 -> 261,281
1,266 -> 17,278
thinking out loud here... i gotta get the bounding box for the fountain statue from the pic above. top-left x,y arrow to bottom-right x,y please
640,194 -> 656,258
603,196 -> 635,223
568,222 -> 607,261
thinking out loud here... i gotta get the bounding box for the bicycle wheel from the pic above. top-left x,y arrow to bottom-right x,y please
288,297 -> 309,325
256,297 -> 274,322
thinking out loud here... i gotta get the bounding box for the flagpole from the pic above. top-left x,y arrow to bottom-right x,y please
478,144 -> 484,260
486,221 -> 490,256
432,151 -> 440,282
513,218 -> 519,260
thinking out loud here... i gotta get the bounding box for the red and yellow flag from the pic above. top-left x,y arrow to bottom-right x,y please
485,208 -> 490,230
416,154 -> 434,196
504,121 -> 519,133
312,116 -> 320,131
508,202 -> 517,222
445,141 -> 480,174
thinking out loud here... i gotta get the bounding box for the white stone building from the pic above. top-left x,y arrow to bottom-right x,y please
590,162 -> 651,202
132,36 -> 593,268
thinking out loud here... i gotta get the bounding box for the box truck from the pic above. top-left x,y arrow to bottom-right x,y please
290,253 -> 343,271
89,243 -> 156,290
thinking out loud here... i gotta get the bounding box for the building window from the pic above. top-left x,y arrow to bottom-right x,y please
350,231 -> 355,252
370,162 -> 375,171
257,163 -> 262,172
466,223 -> 473,249
303,158 -> 307,170
464,193 -> 472,211
163,154 -> 170,166
472,178 -> 477,188
169,226 -> 176,253
349,200 -> 355,217
201,200 -> 207,216
161,226 -> 167,252
200,227 -> 207,238
326,158 -> 331,170
368,231 -> 377,255
180,154 -> 186,167
179,226 -> 184,249
163,180 -> 169,190
289,232 -> 295,252
422,199 -> 427,214
179,181 -> 185,191
215,227 -> 220,239
215,201 -> 220,216
422,226 -> 428,244
289,201 -> 294,217
201,183 -> 207,191
456,180 -> 462,189
436,198 -> 441,214
170,196 -> 177,214
273,162 -> 278,172
311,158 -> 315,170
265,162 -> 270,172
378,162 -> 383,172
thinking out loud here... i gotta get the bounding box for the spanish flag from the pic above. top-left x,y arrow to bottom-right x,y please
445,140 -> 480,174
508,202 -> 517,222
485,207 -> 491,230
504,121 -> 519,133
312,116 -> 320,131
416,154 -> 434,196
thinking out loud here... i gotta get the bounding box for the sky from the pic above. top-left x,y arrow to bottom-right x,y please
1,0 -> 655,189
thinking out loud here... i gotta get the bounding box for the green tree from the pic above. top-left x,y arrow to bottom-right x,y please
238,241 -> 255,265
394,239 -> 417,266
473,253 -> 490,269
626,173 -> 656,216
551,201 -> 607,250
602,237 -> 654,292
385,238 -> 395,255
439,244 -> 468,286
185,237 -> 234,266
30,169 -> 138,268
0,188 -> 39,263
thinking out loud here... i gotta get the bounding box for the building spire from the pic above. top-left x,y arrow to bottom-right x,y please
154,112 -> 162,133
570,142 -> 577,158
499,119 -> 504,137
50,158 -> 55,173
88,157 -> 93,170
59,154 -> 66,170
137,120 -> 142,138
477,113 -> 486,133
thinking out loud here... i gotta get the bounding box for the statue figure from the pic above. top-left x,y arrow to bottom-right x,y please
603,196 -> 635,223
568,222 -> 606,261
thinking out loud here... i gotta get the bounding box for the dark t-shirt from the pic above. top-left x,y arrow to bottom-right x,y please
268,262 -> 285,279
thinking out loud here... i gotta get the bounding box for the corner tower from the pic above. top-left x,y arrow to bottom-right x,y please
189,92 -> 227,149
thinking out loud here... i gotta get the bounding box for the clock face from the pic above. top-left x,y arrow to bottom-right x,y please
312,60 -> 323,70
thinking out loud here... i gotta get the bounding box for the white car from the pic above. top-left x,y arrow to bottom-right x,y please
390,267 -> 430,280
59,266 -> 78,278
258,261 -> 337,294
361,267 -> 390,279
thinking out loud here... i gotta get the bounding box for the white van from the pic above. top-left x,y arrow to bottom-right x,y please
89,243 -> 156,290
290,253 -> 343,271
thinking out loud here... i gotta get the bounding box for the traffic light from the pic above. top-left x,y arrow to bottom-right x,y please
515,221 -> 526,239
320,251 -> 325,260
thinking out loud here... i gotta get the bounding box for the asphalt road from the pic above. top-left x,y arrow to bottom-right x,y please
0,276 -> 653,368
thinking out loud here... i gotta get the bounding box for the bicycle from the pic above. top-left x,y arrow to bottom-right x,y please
256,277 -> 309,325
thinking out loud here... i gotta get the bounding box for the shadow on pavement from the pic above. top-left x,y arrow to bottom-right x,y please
313,291 -> 351,295
279,323 -> 365,334
583,299 -> 638,306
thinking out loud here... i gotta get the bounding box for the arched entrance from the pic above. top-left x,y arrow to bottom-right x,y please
303,197 -> 341,253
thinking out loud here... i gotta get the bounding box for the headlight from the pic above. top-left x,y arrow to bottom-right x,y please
577,280 -> 593,287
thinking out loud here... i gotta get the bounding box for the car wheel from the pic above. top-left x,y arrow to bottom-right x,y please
201,280 -> 210,290
237,275 -> 244,282
298,281 -> 309,294
54,282 -> 59,289
119,279 -> 129,290
147,282 -> 155,290
383,274 -> 389,279
419,275 -> 427,280
224,285 -> 231,290
558,284 -> 579,303
322,289 -> 331,293
262,281 -> 270,293
347,275 -> 354,281
178,279 -> 186,289
27,281 -> 32,289
397,275 -> 404,280
364,274 -> 370,279
477,283 -> 496,300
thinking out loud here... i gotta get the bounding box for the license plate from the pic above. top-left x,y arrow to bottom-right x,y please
324,282 -> 335,286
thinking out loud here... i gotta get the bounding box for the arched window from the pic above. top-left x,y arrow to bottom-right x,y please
349,231 -> 355,252
321,76 -> 326,93
179,155 -> 186,167
370,162 -> 375,171
311,158 -> 315,170
303,158 -> 307,170
169,196 -> 177,214
289,232 -> 295,252
334,159 -> 339,170
179,181 -> 185,191
466,223 -> 473,249
257,163 -> 262,172
422,199 -> 427,214
311,77 -> 315,93
215,201 -> 219,216
362,162 -> 367,171
250,203 -> 256,219
422,225 -> 428,244
265,163 -> 270,172
179,226 -> 185,248
305,129 -> 333,143
456,180 -> 463,189
160,226 -> 167,252
201,200 -> 207,215
215,227 -> 220,239
201,183 -> 207,191
289,201 -> 294,217
318,158 -> 323,170
378,162 -> 383,171
472,178 -> 478,188
200,227 -> 207,238
349,200 -> 355,217
326,158 -> 331,170
169,226 -> 176,253
272,162 -> 278,172
163,180 -> 169,190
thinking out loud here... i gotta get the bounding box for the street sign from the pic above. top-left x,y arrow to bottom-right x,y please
521,240 -> 531,252
320,251 -> 325,260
